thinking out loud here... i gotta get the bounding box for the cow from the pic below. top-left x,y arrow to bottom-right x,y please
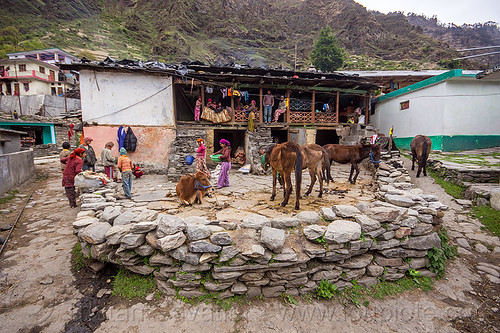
176,171 -> 212,205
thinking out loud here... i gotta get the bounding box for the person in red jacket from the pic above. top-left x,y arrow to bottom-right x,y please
61,147 -> 86,208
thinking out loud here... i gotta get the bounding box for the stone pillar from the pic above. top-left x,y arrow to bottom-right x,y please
245,127 -> 272,174
167,129 -> 207,181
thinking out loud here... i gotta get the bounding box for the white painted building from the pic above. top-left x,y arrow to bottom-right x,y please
372,69 -> 500,151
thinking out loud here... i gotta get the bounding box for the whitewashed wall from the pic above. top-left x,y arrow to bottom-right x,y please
80,70 -> 174,126
373,79 -> 500,138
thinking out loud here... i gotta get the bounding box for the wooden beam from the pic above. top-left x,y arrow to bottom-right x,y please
238,83 -> 369,94
201,84 -> 205,108
286,89 -> 291,123
336,91 -> 340,123
259,87 -> 263,124
311,90 -> 315,123
230,96 -> 235,124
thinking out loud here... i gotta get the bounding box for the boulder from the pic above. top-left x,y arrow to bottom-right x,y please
271,217 -> 301,229
491,188 -> 500,211
210,232 -> 233,246
219,246 -> 240,262
157,232 -> 187,252
366,264 -> 384,277
324,220 -> 361,244
241,214 -> 271,230
156,215 -> 187,237
303,225 -> 326,241
354,215 -> 381,232
260,226 -> 286,252
186,224 -> 211,241
113,211 -> 136,226
101,206 -> 122,223
189,240 -> 222,253
73,217 -> 99,231
169,245 -> 188,261
320,207 -> 337,221
80,222 -> 111,244
331,205 -> 361,218
403,232 -> 441,250
295,211 -> 321,224
120,233 -> 146,249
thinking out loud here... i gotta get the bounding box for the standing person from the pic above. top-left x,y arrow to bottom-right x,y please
117,148 -> 134,199
248,106 -> 256,132
214,139 -> 231,189
79,137 -> 96,171
196,138 -> 210,178
263,90 -> 274,124
194,96 -> 202,122
61,147 -> 86,208
101,141 -> 116,180
59,142 -> 71,171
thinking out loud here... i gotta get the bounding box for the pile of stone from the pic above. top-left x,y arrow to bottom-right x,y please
73,164 -> 448,298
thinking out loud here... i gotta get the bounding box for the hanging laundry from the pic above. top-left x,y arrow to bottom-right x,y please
117,126 -> 126,149
242,91 -> 249,103
228,88 -> 232,97
205,87 -> 213,94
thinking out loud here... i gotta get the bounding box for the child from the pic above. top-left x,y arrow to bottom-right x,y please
117,148 -> 134,199
59,142 -> 71,171
61,148 -> 85,207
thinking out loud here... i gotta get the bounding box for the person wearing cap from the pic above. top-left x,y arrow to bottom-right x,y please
61,147 -> 86,208
117,148 -> 134,199
214,139 -> 231,189
196,138 -> 210,178
79,137 -> 96,171
101,141 -> 116,180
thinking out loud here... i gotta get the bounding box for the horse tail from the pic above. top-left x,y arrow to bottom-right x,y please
294,146 -> 303,191
420,140 -> 428,169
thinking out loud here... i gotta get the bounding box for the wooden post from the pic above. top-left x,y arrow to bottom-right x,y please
365,94 -> 369,124
286,89 -> 291,123
201,84 -> 205,108
259,87 -> 263,124
311,90 -> 315,124
335,91 -> 339,123
230,95 -> 235,124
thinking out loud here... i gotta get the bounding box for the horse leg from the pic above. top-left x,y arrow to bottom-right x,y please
281,173 -> 292,207
305,168 -> 315,197
270,169 -> 277,201
411,149 -> 416,170
316,163 -> 323,198
352,163 -> 360,184
416,164 -> 421,178
349,164 -> 355,184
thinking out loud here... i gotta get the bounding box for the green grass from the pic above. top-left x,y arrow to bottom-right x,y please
0,190 -> 19,205
111,268 -> 158,300
426,228 -> 458,278
428,169 -> 465,199
470,205 -> 500,237
71,242 -> 87,271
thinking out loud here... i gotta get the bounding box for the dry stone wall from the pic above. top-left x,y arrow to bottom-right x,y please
73,156 -> 448,299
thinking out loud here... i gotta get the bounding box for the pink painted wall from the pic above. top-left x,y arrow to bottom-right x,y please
83,125 -> 176,166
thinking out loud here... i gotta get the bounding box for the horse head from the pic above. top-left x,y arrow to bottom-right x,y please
259,143 -> 276,171
369,144 -> 381,168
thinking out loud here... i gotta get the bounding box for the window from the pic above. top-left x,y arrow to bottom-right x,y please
39,66 -> 45,74
23,83 -> 29,92
57,87 -> 63,96
49,70 -> 55,81
19,64 -> 26,72
400,100 -> 410,111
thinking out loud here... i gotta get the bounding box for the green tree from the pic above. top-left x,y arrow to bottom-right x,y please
310,27 -> 344,72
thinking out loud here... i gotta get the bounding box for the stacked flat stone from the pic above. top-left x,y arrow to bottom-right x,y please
167,129 -> 206,180
245,127 -> 272,174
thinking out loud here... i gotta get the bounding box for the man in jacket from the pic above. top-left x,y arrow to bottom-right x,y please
79,137 -> 96,171
101,141 -> 116,180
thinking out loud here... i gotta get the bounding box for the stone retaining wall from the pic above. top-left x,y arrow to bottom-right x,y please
73,156 -> 447,299
429,159 -> 500,184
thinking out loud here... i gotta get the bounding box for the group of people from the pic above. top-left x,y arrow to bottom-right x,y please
60,137 -> 135,207
195,138 -> 231,189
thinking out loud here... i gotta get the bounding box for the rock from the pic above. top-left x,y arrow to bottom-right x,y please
219,246 -> 240,262
241,214 -> 271,230
395,227 -> 412,239
476,197 -> 489,207
242,244 -> 265,258
421,194 -> 439,202
184,253 -> 202,265
145,231 -> 160,249
418,214 -> 434,224
113,211 -> 136,226
231,282 -> 248,295
274,248 -> 298,262
375,256 -> 403,267
455,199 -> 472,207
487,275 -> 500,284
149,253 -> 173,266
385,194 -> 415,208
324,220 -> 361,244
339,254 -> 373,269
96,289 -> 112,298
184,216 -> 209,225
295,211 -> 321,224
262,286 -> 285,298
156,215 -> 186,237
411,223 -> 433,236
128,265 -> 155,275
178,289 -> 205,298
366,264 -> 384,277
204,281 -> 234,292
40,276 -> 53,285
169,245 -> 187,261
80,223 -> 111,244
271,217 -> 301,229
121,233 -> 146,249
320,207 -> 336,221
457,247 -> 472,256
247,286 -> 262,298
157,232 -> 187,252
365,206 -> 400,222
354,215 -> 381,232
130,222 -> 157,234
260,226 -> 286,252
409,258 -> 428,270
475,243 -> 489,253
189,240 -> 222,253
73,218 -> 99,231
399,216 -> 418,228
355,203 -> 369,213
357,276 -> 378,287
491,188 -> 500,210
132,209 -> 159,222
477,265 -> 500,277
200,252 -> 218,264
312,269 -> 342,281
331,205 -> 360,218
210,232 -> 233,246
403,233 -> 441,250
101,206 -> 122,223
303,225 -> 326,241
186,224 -> 211,241
135,244 -> 155,256
365,228 -> 385,238
456,238 -> 471,250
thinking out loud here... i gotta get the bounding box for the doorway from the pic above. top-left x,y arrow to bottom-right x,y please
214,129 -> 246,156
316,129 -> 340,146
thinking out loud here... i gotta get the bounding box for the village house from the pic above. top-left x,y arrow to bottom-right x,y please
372,69 -> 500,151
61,60 -> 379,178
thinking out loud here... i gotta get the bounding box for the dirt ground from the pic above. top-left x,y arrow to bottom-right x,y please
0,157 -> 498,333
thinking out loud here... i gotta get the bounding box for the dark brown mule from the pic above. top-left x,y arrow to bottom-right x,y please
410,135 -> 432,177
300,144 -> 331,198
261,142 -> 303,210
323,144 -> 381,184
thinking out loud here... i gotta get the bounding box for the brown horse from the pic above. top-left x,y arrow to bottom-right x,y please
323,144 -> 381,184
410,135 -> 432,177
261,142 -> 303,210
300,144 -> 331,198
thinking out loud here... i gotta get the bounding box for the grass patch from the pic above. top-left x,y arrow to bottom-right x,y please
71,242 -> 87,271
0,190 -> 19,205
427,227 -> 458,278
470,205 -> 500,237
111,268 -> 158,300
428,169 -> 465,199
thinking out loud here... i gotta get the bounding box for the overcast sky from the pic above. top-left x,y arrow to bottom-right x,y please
354,0 -> 500,25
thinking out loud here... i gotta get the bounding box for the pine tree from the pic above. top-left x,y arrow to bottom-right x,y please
310,27 -> 345,72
